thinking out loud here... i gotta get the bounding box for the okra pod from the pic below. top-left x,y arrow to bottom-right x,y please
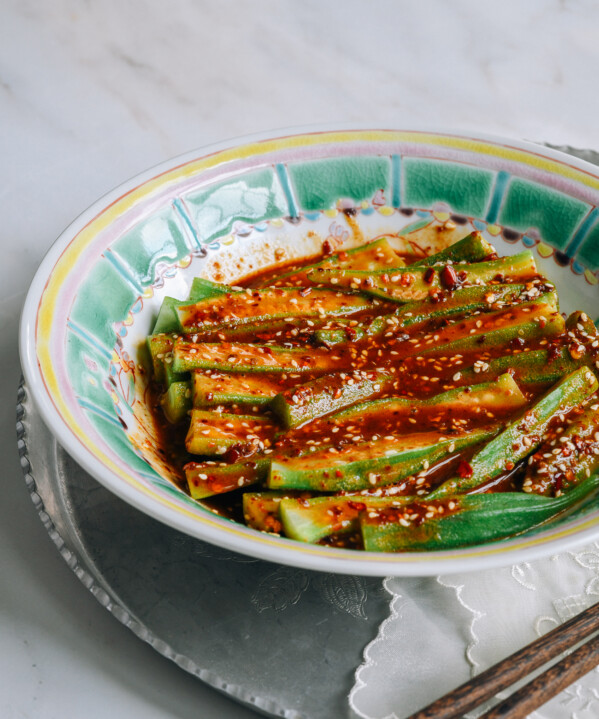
279,495 -> 414,544
177,287 -> 378,332
566,310 -> 597,337
270,370 -> 392,429
524,401 -> 599,495
411,231 -> 495,267
419,306 -> 564,359
193,370 -> 293,408
173,339 -> 354,374
312,374 -> 527,435
160,380 -> 192,424
361,473 -> 599,551
273,236 -> 403,286
147,333 -> 188,386
185,458 -> 270,499
268,427 -> 496,492
314,283 -> 529,345
185,410 -> 275,456
152,278 -> 230,334
243,490 -> 313,533
309,251 -> 538,303
430,366 -> 599,497
183,316 -> 332,344
456,347 -> 581,386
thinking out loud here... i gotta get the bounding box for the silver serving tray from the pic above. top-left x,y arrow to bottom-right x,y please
16,381 -> 389,719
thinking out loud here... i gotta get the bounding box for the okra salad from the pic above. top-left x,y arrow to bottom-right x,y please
147,232 -> 599,552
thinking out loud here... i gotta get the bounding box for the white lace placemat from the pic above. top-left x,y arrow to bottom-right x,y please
350,543 -> 599,719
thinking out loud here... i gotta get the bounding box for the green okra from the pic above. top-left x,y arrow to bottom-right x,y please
319,374 -> 526,433
147,333 -> 188,386
361,473 -> 599,552
160,380 -> 192,424
183,316 -> 332,344
419,310 -> 564,358
309,251 -> 538,303
148,333 -> 174,385
566,310 -> 597,337
456,347 -> 582,386
316,295 -> 559,364
149,278 -> 232,382
193,370 -> 291,408
279,494 -> 415,544
430,366 -> 599,498
242,490 -> 313,533
273,236 -> 403,285
524,401 -> 599,495
314,283 -> 529,345
152,278 -> 230,334
269,370 -> 392,429
185,410 -> 276,456
172,339 -> 354,374
172,299 -> 560,376
185,459 -> 269,499
411,231 -> 495,267
268,427 -> 497,492
177,287 -> 378,332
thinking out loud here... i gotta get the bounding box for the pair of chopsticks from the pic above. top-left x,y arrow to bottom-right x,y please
406,600 -> 599,719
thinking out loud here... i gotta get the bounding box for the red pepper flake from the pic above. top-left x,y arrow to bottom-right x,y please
335,469 -> 343,478
440,265 -> 460,291
400,273 -> 415,287
224,445 -> 247,463
505,461 -> 515,470
347,500 -> 367,511
423,268 -> 436,284
322,239 -> 335,256
457,461 -> 473,478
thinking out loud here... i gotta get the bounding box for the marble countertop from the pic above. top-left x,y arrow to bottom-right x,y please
3,1 -> 599,717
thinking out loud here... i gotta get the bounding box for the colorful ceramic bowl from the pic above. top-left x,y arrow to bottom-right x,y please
19,127 -> 599,576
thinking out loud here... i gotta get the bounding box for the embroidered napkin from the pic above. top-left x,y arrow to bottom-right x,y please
351,544 -> 599,719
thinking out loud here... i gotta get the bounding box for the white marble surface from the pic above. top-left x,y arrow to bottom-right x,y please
4,0 -> 599,716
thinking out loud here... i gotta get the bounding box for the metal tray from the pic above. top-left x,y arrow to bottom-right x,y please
16,381 -> 389,719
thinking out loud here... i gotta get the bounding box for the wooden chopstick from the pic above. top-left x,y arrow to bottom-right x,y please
480,630 -> 599,718
406,600 -> 599,719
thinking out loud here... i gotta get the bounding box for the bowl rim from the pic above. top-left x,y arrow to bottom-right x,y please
19,123 -> 599,576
